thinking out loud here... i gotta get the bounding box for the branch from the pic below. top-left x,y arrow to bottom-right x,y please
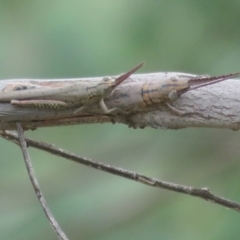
3,130 -> 240,213
0,73 -> 239,130
15,124 -> 69,240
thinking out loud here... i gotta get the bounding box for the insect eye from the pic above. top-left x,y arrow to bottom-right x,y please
169,90 -> 179,101
102,76 -> 112,82
170,76 -> 179,82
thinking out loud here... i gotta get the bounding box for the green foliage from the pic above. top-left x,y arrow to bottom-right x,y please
1,1 -> 240,239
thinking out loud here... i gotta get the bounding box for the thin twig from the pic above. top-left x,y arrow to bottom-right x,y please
2,129 -> 240,212
15,124 -> 69,240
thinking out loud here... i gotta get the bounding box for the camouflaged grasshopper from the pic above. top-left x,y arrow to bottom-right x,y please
0,62 -> 144,114
0,63 -> 239,116
141,72 -> 240,114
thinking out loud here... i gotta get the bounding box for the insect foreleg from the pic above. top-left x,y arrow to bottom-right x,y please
165,102 -> 186,115
99,98 -> 116,113
74,98 -> 116,115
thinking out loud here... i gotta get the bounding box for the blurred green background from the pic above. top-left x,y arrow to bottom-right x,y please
1,1 -> 240,239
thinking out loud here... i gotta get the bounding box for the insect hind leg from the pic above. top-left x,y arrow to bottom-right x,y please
11,99 -> 68,110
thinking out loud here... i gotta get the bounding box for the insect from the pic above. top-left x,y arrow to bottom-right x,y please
140,72 -> 240,114
0,62 -> 144,114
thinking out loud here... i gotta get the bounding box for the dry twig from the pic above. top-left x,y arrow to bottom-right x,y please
15,123 -> 69,240
3,129 -> 240,213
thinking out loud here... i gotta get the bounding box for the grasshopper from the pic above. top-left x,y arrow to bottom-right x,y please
0,62 -> 144,114
141,72 -> 240,114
